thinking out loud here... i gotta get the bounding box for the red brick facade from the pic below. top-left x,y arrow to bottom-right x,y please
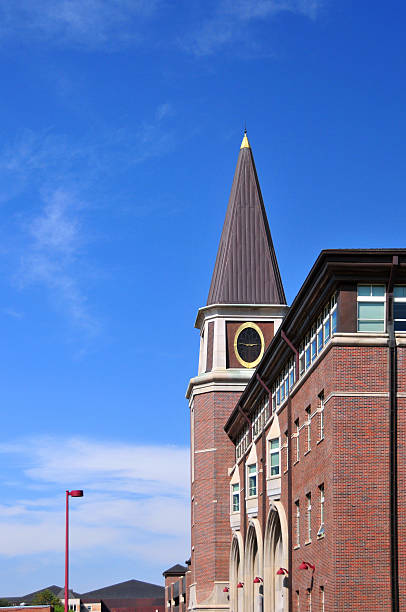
223,253 -> 406,611
191,390 -> 241,602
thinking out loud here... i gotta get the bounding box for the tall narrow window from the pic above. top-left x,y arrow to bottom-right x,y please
247,464 -> 257,496
320,484 -> 325,525
357,284 -> 385,332
295,500 -> 300,547
285,430 -> 289,472
296,591 -> 300,611
299,344 -> 305,375
319,391 -> 325,441
307,589 -> 312,612
318,484 -> 325,537
306,406 -> 311,452
323,306 -> 330,344
310,325 -> 317,362
295,419 -> 300,462
394,286 -> 406,331
331,295 -> 337,334
304,334 -> 311,369
320,587 -> 325,612
306,493 -> 311,542
317,315 -> 323,353
269,438 -> 280,476
232,484 -> 240,512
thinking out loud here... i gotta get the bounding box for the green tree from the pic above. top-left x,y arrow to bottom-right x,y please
0,599 -> 11,607
32,590 -> 64,612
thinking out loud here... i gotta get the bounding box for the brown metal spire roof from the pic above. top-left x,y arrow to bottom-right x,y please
207,133 -> 286,305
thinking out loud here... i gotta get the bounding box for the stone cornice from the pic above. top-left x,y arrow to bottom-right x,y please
194,303 -> 289,329
186,368 -> 253,401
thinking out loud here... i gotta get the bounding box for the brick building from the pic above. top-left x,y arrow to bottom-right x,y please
166,133 -> 405,611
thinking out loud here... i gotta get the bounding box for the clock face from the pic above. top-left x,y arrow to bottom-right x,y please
234,322 -> 265,368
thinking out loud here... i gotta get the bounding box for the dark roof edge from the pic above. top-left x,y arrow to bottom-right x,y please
224,248 -> 406,437
162,564 -> 187,577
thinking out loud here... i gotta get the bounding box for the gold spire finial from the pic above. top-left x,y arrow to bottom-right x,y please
240,129 -> 250,149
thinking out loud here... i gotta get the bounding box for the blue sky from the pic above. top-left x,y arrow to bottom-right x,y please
0,0 -> 405,596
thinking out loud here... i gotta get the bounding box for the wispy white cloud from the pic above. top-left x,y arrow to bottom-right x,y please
0,437 -> 189,559
3,308 -> 24,319
182,0 -> 324,56
0,0 -> 161,50
18,188 -> 99,335
0,103 -> 175,337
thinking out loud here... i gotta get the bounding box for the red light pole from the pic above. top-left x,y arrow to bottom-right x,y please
65,490 -> 83,612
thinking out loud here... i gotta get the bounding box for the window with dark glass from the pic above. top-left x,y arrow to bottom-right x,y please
232,483 -> 240,512
269,438 -> 280,476
394,286 -> 406,331
247,464 -> 257,496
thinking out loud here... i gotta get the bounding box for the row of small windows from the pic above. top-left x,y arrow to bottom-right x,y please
290,393 -> 325,464
235,293 -> 336,461
296,586 -> 325,612
237,285 -> 406,464
231,437 -> 281,512
295,484 -> 325,547
298,295 -> 337,377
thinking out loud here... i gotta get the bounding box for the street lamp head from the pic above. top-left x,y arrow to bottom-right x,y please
69,490 -> 84,497
299,561 -> 315,572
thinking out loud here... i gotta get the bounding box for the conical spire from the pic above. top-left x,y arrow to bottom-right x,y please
207,133 -> 286,305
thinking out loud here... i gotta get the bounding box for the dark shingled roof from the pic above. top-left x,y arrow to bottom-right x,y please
81,579 -> 164,600
57,589 -> 80,599
207,133 -> 286,306
5,586 -> 63,604
162,564 -> 187,577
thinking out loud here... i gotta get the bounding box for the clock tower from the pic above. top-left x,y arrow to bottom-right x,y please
186,132 -> 288,612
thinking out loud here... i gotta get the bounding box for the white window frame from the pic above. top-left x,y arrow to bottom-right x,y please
247,463 -> 257,497
323,305 -> 331,345
306,406 -> 311,452
394,286 -> 406,331
320,586 -> 325,612
310,324 -> 317,363
317,484 -> 325,538
357,284 -> 386,332
269,437 -> 280,478
316,315 -> 323,354
320,484 -> 325,526
295,500 -> 300,548
319,391 -> 325,441
306,492 -> 311,543
295,419 -> 300,463
231,483 -> 240,513
331,295 -> 338,334
304,333 -> 311,370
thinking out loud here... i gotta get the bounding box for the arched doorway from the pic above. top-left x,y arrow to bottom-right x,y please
264,504 -> 288,612
245,520 -> 263,612
230,533 -> 244,612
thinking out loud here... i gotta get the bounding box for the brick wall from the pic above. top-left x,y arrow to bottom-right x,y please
396,345 -> 406,611
233,342 -> 399,610
191,390 -> 242,603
